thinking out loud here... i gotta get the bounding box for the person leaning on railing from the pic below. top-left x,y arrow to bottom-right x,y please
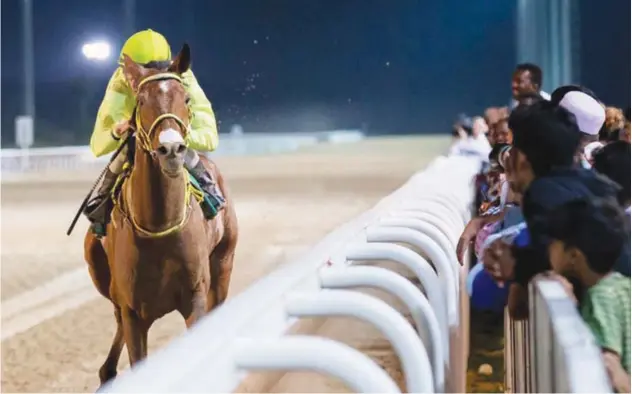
542,198 -> 630,393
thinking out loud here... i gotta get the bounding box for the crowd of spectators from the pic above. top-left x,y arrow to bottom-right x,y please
449,63 -> 631,392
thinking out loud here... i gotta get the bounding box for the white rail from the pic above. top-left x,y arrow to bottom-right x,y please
99,154 -> 479,393
233,337 -> 402,393
319,266 -> 444,390
505,278 -> 614,393
0,130 -> 364,179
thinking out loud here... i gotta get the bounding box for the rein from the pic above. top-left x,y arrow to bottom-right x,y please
113,72 -> 203,238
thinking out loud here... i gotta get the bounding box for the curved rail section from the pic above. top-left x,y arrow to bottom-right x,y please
99,155 -> 479,393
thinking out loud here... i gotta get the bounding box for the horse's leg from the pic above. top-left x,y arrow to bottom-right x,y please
84,230 -> 111,299
208,238 -> 236,311
120,307 -> 149,365
182,290 -> 208,328
98,306 -> 124,385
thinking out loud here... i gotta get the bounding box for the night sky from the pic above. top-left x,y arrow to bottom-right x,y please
1,0 -> 630,147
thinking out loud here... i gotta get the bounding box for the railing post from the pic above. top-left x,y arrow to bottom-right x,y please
233,336 -> 402,393
285,290 -> 435,393
344,242 -> 449,363
399,202 -> 463,231
365,225 -> 459,316
380,215 -> 458,250
389,210 -> 464,244
319,266 -> 445,392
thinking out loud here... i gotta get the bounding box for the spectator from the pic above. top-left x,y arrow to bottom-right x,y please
482,101 -> 625,317
606,107 -> 626,130
550,85 -> 606,168
472,116 -> 490,144
515,91 -> 546,107
484,107 -> 510,144
489,117 -> 513,145
592,141 -> 631,213
449,114 -> 492,161
484,107 -> 503,127
599,107 -> 627,142
543,198 -> 630,392
511,63 -> 551,109
621,106 -> 631,143
550,85 -> 605,141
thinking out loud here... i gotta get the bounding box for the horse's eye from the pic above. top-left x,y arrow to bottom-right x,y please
185,96 -> 191,104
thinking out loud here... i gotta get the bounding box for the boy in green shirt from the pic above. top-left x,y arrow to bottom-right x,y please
545,197 -> 630,392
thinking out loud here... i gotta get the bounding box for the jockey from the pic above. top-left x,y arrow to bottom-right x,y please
84,29 -> 225,230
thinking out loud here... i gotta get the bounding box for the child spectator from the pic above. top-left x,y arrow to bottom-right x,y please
544,198 -> 630,392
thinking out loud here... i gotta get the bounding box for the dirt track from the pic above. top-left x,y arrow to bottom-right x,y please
1,136 -> 449,393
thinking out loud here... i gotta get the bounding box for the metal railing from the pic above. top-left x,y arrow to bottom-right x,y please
505,278 -> 613,393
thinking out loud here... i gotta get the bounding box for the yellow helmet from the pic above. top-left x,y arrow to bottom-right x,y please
119,29 -> 172,65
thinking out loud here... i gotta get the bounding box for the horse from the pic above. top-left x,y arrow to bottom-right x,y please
83,43 -> 238,387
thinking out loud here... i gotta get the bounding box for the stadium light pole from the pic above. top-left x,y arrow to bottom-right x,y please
123,0 -> 136,38
20,0 -> 35,147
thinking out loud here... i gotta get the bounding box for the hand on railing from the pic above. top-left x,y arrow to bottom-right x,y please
456,217 -> 485,265
603,352 -> 631,393
534,271 -> 577,305
482,239 -> 515,283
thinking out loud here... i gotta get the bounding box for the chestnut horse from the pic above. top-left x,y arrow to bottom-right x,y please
84,44 -> 238,386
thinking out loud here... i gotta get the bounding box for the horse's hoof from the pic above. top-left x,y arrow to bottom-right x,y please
97,369 -> 116,392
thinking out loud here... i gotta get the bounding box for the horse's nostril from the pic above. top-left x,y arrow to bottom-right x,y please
176,144 -> 186,154
157,146 -> 169,156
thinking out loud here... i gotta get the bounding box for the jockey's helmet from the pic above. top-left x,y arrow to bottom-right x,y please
119,29 -> 172,66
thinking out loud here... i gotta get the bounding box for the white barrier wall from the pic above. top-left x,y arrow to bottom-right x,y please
0,130 -> 364,178
99,154 -> 481,393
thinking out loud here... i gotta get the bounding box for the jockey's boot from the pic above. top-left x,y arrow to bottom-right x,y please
189,161 -> 226,218
84,169 -> 118,236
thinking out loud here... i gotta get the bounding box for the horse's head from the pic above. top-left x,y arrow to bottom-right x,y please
121,44 -> 192,176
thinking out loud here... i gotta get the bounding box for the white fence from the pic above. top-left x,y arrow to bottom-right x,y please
505,278 -> 613,393
98,154 -> 480,393
0,130 -> 365,179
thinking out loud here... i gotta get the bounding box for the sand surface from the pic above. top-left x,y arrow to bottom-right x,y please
1,136 -> 449,392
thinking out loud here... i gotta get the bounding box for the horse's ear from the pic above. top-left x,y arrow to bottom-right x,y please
168,43 -> 191,74
121,54 -> 147,91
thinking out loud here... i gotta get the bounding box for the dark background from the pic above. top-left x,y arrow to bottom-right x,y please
1,0 -> 630,147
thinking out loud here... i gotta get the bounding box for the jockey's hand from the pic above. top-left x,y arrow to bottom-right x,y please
113,120 -> 132,138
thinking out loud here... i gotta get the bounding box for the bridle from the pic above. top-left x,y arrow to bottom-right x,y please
133,72 -> 190,153
114,72 -> 203,238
